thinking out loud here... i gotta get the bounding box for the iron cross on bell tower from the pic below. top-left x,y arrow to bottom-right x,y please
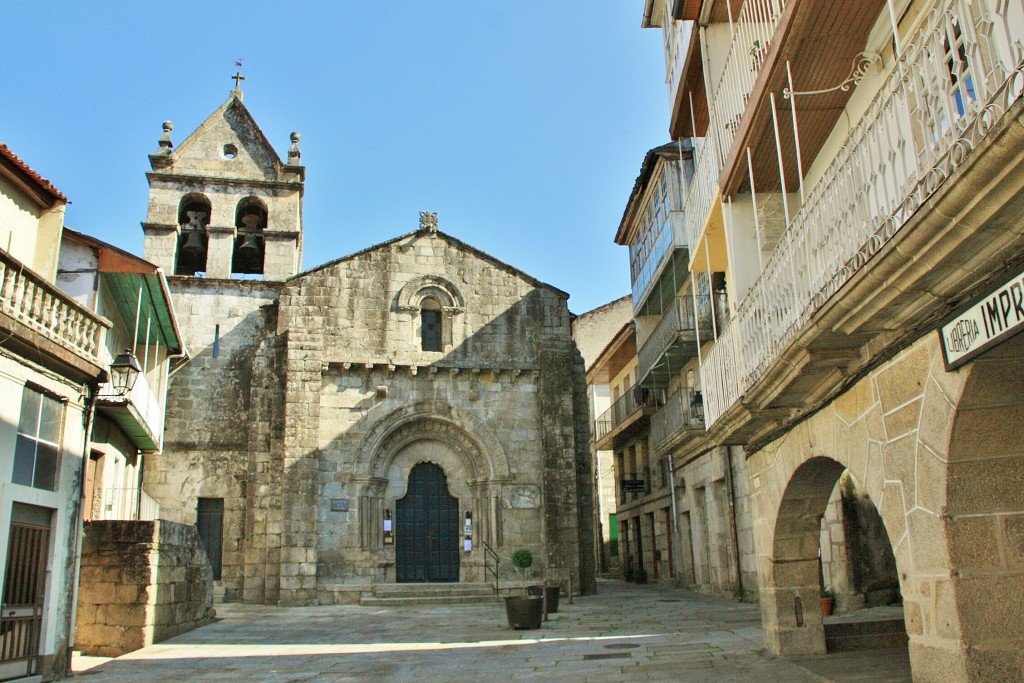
231,60 -> 245,95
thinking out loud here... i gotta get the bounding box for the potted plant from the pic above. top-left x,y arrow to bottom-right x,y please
820,587 -> 834,617
504,548 -> 543,629
544,582 -> 561,614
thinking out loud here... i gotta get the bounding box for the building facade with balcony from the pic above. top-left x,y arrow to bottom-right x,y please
55,229 -> 216,658
572,296 -> 634,577
587,321 -> 674,585
0,144 -> 109,681
615,140 -> 758,598
643,0 -> 1024,679
57,228 -> 188,525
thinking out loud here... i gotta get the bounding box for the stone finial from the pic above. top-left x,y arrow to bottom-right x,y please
157,121 -> 174,154
419,211 -> 438,233
288,132 -> 301,164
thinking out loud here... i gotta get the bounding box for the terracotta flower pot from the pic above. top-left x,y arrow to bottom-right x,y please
820,596 -> 834,617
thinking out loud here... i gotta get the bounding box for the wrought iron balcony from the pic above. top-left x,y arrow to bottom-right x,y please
638,297 -> 712,387
650,386 -> 704,451
594,383 -> 663,448
700,0 -> 1024,428
0,248 -> 109,377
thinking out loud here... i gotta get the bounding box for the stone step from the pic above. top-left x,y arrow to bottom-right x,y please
360,594 -> 504,607
370,582 -> 498,598
825,618 -> 908,652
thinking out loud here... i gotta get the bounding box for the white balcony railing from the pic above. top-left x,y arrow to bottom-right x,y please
683,0 -> 788,258
703,319 -> 742,426
707,0 -> 789,163
0,249 -> 108,364
702,0 -> 1024,427
665,16 -> 691,111
98,366 -> 165,447
100,487 -> 160,521
685,136 -> 724,253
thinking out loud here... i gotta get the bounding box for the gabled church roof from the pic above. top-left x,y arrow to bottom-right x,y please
149,90 -> 296,183
294,226 -> 571,300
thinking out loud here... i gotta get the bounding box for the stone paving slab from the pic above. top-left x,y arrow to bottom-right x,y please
72,580 -> 911,682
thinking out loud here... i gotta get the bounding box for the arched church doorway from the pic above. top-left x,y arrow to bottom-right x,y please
769,457 -> 907,658
396,463 -> 460,582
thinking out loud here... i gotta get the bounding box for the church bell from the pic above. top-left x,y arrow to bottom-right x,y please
239,232 -> 261,254
182,230 -> 205,253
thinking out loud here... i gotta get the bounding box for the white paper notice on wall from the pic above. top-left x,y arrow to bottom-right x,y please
464,539 -> 472,552
383,519 -> 392,532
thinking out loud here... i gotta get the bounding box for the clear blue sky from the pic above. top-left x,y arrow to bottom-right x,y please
2,2 -> 668,314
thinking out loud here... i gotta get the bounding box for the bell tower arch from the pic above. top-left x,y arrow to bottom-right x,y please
141,81 -> 304,281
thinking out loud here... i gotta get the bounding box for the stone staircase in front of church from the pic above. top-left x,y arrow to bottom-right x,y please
359,582 -> 504,607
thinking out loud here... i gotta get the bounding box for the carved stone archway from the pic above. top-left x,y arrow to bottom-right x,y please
356,401 -> 511,557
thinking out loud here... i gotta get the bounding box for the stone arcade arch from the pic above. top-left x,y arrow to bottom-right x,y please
942,333 -> 1024,681
762,457 -> 905,655
749,333 -> 1024,681
749,337 -> 962,683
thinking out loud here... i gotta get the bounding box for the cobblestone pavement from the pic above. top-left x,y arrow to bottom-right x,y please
72,580 -> 911,682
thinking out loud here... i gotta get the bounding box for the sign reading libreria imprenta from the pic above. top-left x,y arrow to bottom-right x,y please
940,266 -> 1024,370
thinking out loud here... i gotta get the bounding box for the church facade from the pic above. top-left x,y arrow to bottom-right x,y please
140,87 -> 594,605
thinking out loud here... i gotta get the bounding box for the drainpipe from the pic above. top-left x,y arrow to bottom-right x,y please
667,455 -> 682,582
66,380 -> 101,672
723,446 -> 744,599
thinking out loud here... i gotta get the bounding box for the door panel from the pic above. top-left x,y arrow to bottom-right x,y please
196,498 -> 224,580
1,504 -> 51,680
396,463 -> 459,582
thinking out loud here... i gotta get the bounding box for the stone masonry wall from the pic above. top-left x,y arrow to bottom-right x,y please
76,520 -> 214,657
152,228 -> 595,605
748,332 -> 1024,681
146,278 -> 281,603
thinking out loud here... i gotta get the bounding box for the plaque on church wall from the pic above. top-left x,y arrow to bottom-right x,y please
330,498 -> 349,511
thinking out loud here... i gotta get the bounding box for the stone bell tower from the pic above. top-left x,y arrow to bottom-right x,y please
141,73 -> 304,281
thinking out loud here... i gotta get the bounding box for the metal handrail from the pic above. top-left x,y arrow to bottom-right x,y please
481,540 -> 500,595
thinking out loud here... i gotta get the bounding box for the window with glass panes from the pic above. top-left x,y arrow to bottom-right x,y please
629,168 -> 674,302
12,387 -> 63,491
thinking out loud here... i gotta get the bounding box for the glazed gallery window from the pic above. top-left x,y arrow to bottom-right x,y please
12,387 -> 63,490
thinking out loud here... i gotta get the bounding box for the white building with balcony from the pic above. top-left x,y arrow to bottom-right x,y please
641,0 -> 1024,679
614,140 -> 758,598
56,229 -> 187,525
0,143 -> 109,682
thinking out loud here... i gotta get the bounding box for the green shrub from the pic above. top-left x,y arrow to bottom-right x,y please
510,548 -> 533,570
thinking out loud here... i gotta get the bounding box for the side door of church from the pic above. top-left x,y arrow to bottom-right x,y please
396,463 -> 459,582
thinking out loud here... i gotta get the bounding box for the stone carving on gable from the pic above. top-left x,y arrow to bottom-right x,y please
418,211 -> 438,233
